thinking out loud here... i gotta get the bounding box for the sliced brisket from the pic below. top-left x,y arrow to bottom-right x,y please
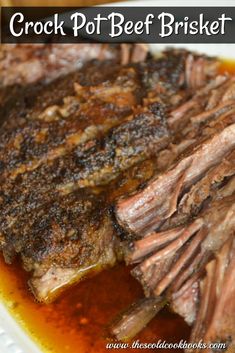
0,49 -> 195,302
116,123 -> 235,236
114,60 -> 235,349
1,47 -> 234,350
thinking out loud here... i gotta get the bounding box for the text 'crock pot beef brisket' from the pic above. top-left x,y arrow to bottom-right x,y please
0,44 -> 234,351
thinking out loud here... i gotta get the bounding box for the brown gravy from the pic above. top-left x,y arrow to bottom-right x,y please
0,256 -> 189,353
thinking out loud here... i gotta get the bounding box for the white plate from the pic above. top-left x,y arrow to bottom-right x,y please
1,1 -> 235,352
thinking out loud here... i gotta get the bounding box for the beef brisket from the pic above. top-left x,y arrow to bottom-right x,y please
1,47 -> 234,349
1,49 -> 198,302
114,61 -> 235,350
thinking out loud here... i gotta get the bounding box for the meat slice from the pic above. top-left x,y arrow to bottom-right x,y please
202,240 -> 235,350
121,160 -> 235,295
110,297 -> 166,341
2,50 -> 200,302
116,68 -> 235,236
168,74 -> 235,133
0,43 -> 149,126
186,238 -> 235,353
134,194 -> 233,296
171,275 -> 200,326
26,191 -> 119,302
162,149 -> 235,230
0,43 -> 149,88
172,243 -> 235,353
0,58 -> 122,126
0,65 -> 143,180
0,106 -> 170,233
116,123 -> 235,236
0,104 -> 170,301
